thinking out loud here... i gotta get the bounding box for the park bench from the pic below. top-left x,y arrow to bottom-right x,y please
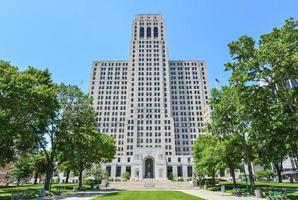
232,188 -> 250,197
55,186 -> 63,195
210,186 -> 221,191
267,190 -> 287,200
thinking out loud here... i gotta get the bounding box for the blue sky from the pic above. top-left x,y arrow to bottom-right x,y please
0,0 -> 297,92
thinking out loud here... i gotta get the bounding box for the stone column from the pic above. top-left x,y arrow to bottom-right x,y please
121,165 -> 126,178
111,165 -> 116,179
182,165 -> 188,179
130,166 -> 135,181
172,165 -> 178,178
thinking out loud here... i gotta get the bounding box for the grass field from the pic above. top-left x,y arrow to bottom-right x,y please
0,183 -> 79,200
92,191 -> 204,200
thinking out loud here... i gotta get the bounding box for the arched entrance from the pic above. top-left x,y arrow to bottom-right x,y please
144,157 -> 154,178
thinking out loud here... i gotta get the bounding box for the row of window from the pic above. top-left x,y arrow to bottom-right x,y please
135,53 -> 164,58
135,40 -> 164,44
93,61 -> 204,68
94,62 -> 128,66
139,27 -> 159,38
169,62 -> 204,66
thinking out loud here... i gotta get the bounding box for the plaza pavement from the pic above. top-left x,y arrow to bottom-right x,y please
57,191 -> 114,200
181,189 -> 266,200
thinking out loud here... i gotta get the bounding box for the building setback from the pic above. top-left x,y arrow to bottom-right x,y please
89,14 -> 210,180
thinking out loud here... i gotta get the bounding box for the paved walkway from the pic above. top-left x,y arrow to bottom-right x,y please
61,191 -> 115,200
180,189 -> 265,200
63,197 -> 94,200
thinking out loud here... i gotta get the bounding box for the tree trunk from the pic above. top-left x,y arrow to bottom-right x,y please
229,166 -> 237,188
212,174 -> 216,186
34,171 -> 39,184
78,167 -> 84,190
241,137 -> 255,193
246,161 -> 255,192
292,156 -> 298,171
274,163 -> 283,183
65,170 -> 70,183
44,156 -> 54,191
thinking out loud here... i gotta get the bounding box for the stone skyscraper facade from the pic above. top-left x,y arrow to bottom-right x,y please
89,14 -> 210,180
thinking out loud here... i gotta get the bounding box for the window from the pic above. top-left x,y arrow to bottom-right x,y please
154,27 -> 158,37
177,166 -> 183,177
167,166 -> 173,179
106,166 -> 111,176
147,27 -> 151,38
187,166 -> 192,177
116,166 -> 121,177
140,27 -> 144,38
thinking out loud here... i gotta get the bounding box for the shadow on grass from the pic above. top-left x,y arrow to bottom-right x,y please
100,192 -> 120,197
287,192 -> 298,200
0,196 -> 10,200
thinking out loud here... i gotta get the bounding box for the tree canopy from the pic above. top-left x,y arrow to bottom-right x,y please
58,95 -> 115,189
194,18 -> 297,189
0,61 -> 116,190
0,61 -> 58,165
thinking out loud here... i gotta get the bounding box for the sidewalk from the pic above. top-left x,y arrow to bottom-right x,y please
180,189 -> 266,200
60,191 -> 115,200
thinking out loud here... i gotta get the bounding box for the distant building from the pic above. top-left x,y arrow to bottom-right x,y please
89,14 -> 210,180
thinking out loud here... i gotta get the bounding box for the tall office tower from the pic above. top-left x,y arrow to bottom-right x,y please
89,14 -> 210,180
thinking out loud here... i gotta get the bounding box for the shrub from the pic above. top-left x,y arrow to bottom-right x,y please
107,177 -> 114,182
83,179 -> 93,186
177,177 -> 184,182
168,172 -> 173,180
121,172 -> 130,181
255,169 -> 276,181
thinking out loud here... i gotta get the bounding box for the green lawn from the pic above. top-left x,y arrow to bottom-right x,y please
0,183 -> 79,200
92,191 -> 204,200
218,181 -> 298,200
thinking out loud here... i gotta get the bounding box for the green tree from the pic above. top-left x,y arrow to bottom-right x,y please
121,172 -> 130,181
57,160 -> 73,183
59,95 -> 116,190
9,154 -> 33,185
219,135 -> 242,188
0,61 -> 58,165
208,86 -> 255,191
255,169 -> 276,181
31,152 -> 47,184
193,135 -> 222,185
34,84 -> 85,191
84,165 -> 107,186
225,18 -> 298,183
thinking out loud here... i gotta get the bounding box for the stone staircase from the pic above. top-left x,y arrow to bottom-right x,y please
109,179 -> 194,190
